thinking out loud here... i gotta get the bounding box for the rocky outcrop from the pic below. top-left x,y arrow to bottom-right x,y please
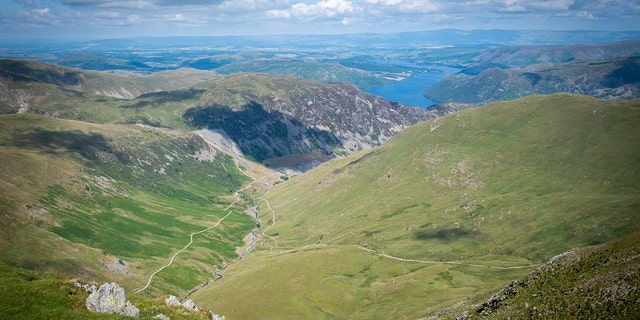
185,73 -> 444,170
164,295 -> 199,312
164,295 -> 227,319
86,282 -> 140,318
164,295 -> 182,308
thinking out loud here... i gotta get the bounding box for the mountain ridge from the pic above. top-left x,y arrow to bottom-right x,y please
425,56 -> 640,104
1,59 -> 444,170
0,58 -> 219,99
424,41 -> 640,105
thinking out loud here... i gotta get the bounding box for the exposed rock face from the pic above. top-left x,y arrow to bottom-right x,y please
165,295 -> 200,312
181,299 -> 199,311
86,282 -> 140,318
164,295 -> 181,308
185,73 -> 444,170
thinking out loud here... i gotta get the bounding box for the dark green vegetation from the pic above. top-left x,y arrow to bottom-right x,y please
425,41 -> 640,105
0,263 -> 211,319
191,94 -> 640,319
445,231 -> 640,319
0,114 -> 253,296
58,53 -> 152,72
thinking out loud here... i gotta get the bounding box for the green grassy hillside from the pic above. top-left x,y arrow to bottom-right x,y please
425,56 -> 640,104
0,262 -> 213,319
0,114 -> 254,296
191,94 -> 640,319
214,59 -> 386,90
444,231 -> 640,319
2,59 -> 436,170
0,58 -> 217,99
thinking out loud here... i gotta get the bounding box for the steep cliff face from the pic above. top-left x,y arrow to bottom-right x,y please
186,73 -> 440,169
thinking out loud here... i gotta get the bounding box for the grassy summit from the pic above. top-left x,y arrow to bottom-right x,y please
191,94 -> 640,319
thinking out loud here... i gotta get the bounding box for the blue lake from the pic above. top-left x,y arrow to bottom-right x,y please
368,65 -> 460,109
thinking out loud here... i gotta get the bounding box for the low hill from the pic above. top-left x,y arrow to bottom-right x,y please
214,58 -> 386,90
179,51 -> 266,70
190,94 -> 640,319
466,40 -> 640,72
0,58 -> 218,99
425,56 -> 640,104
57,53 -> 153,72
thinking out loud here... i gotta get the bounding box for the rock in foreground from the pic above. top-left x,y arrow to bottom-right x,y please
86,282 -> 140,318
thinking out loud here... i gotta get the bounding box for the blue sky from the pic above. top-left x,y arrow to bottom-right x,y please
1,0 -> 639,39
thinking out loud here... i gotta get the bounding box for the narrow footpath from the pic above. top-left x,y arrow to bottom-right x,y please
180,172 -> 278,300
134,177 -> 263,294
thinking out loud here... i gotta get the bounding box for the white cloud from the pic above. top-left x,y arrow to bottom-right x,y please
33,8 -> 50,15
124,14 -> 141,24
269,0 -> 355,18
171,13 -> 186,21
366,0 -> 439,13
94,10 -> 120,18
1,0 -> 638,38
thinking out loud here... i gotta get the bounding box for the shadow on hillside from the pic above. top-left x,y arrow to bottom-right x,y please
11,129 -> 121,162
184,101 -> 340,164
414,227 -> 475,241
121,88 -> 206,109
602,56 -> 640,87
0,59 -> 81,87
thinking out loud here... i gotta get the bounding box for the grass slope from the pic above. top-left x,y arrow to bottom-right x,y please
191,94 -> 640,319
0,114 -> 254,296
444,231 -> 640,319
0,262 -> 212,320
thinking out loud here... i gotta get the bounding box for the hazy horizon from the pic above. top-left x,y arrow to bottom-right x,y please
1,0 -> 639,40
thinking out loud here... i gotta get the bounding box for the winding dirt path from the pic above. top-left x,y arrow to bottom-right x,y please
134,210 -> 234,293
134,181 -> 253,294
178,172 -> 280,300
258,198 -> 279,249
357,246 -> 539,270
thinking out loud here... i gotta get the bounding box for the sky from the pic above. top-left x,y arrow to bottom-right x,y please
1,0 -> 639,39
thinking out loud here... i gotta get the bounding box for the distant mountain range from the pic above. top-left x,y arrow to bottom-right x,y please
213,58 -> 386,90
0,58 -> 218,100
425,41 -> 640,105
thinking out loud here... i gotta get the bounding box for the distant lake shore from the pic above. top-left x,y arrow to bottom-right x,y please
368,65 -> 460,109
